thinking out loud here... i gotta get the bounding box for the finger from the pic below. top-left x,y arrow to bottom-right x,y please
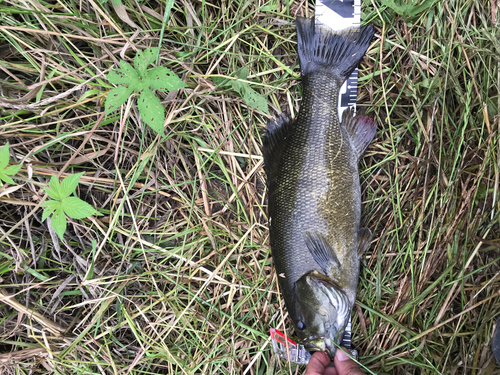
324,365 -> 337,375
334,348 -> 365,375
305,351 -> 330,375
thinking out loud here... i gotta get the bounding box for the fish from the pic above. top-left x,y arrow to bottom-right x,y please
263,17 -> 376,360
493,316 -> 500,367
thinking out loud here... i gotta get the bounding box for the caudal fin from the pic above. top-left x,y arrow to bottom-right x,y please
296,17 -> 374,81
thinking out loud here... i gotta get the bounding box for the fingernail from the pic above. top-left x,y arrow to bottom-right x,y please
336,349 -> 350,362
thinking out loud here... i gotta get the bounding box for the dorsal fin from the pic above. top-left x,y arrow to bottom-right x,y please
262,114 -> 295,185
341,108 -> 377,162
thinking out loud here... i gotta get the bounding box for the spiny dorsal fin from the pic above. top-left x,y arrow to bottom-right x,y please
358,227 -> 372,256
342,107 -> 377,162
262,114 -> 295,186
304,231 -> 341,275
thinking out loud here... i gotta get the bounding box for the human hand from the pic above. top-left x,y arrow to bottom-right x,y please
304,349 -> 364,375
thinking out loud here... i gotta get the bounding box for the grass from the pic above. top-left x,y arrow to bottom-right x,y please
0,0 -> 499,374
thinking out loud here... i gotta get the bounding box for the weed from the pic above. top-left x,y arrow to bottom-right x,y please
106,47 -> 186,135
0,0 -> 498,374
0,143 -> 21,185
41,173 -> 101,240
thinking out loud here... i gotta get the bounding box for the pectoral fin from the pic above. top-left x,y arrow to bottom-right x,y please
304,231 -> 340,274
358,228 -> 372,256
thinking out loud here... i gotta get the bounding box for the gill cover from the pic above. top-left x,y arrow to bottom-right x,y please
291,271 -> 350,357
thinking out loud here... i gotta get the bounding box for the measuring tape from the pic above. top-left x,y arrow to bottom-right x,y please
316,0 -> 362,118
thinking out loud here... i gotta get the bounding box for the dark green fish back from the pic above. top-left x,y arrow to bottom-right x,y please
267,72 -> 361,307
264,18 -> 376,313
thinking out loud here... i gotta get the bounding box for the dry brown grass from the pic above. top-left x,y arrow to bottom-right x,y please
0,0 -> 499,374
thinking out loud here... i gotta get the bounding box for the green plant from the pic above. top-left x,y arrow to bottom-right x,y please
380,0 -> 436,18
105,47 -> 187,135
214,67 -> 269,114
1,0 -> 499,373
41,173 -> 101,240
99,0 -> 120,5
0,143 -> 22,185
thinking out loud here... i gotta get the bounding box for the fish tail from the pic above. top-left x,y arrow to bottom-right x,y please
296,17 -> 374,81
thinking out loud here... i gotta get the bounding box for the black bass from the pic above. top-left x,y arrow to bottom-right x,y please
263,17 -> 376,359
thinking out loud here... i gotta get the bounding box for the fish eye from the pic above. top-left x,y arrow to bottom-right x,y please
297,321 -> 306,330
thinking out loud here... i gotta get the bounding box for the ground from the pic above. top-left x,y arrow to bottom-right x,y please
0,0 -> 499,374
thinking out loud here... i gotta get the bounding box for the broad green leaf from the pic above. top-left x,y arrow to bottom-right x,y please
137,89 -> 165,135
231,79 -> 245,95
50,212 -> 67,241
106,70 -> 128,85
41,200 -> 61,221
144,67 -> 187,92
134,48 -> 160,77
0,143 -> 9,169
261,0 -> 278,11
212,76 -> 230,87
0,174 -> 15,184
381,0 -> 436,17
46,174 -> 62,200
240,85 -> 269,114
238,67 -> 249,80
60,172 -> 84,198
0,144 -> 21,185
105,85 -> 133,115
231,67 -> 252,94
229,75 -> 269,114
415,77 -> 442,90
62,196 -> 99,219
3,164 -> 22,176
41,199 -> 60,209
107,61 -> 142,90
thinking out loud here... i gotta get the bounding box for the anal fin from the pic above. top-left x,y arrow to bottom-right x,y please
358,228 -> 372,256
342,108 -> 377,161
304,231 -> 340,275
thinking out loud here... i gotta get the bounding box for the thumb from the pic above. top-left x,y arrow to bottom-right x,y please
334,348 -> 364,375
304,351 -> 331,375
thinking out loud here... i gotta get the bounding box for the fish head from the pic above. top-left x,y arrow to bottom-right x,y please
290,270 -> 351,359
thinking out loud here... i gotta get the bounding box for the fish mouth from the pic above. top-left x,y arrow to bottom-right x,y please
304,338 -> 325,352
304,338 -> 336,358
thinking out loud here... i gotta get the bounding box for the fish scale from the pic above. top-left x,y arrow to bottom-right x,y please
263,17 -> 376,359
269,73 -> 360,302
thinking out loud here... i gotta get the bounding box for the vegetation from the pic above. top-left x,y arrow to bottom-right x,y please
0,0 -> 499,374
